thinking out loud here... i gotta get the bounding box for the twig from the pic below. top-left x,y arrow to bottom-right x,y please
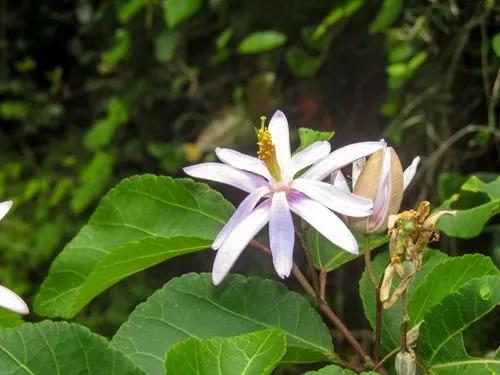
374,275 -> 384,362
363,234 -> 377,289
319,269 -> 328,302
249,239 -> 375,368
488,67 -> 500,129
400,290 -> 409,353
374,347 -> 400,371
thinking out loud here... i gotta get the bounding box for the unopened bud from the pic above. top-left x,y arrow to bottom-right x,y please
395,351 -> 416,375
351,148 -> 404,233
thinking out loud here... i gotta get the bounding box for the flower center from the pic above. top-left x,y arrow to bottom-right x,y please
257,116 -> 282,181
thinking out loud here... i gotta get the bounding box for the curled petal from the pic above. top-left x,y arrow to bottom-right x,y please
212,186 -> 270,250
288,193 -> 358,254
215,147 -> 271,180
352,157 -> 366,188
269,192 -> 294,278
184,163 -> 268,193
0,200 -> 12,222
0,284 -> 29,315
331,170 -> 350,192
268,110 -> 291,176
292,178 -> 372,217
212,201 -> 270,285
403,156 -> 421,190
289,141 -> 331,177
303,141 -> 386,181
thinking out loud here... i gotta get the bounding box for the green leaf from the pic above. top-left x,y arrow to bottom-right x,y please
409,254 -> 498,326
359,249 -> 448,351
309,230 -> 387,272
237,31 -> 287,54
312,0 -> 363,40
296,127 -> 335,153
302,364 -> 378,374
286,47 -> 322,77
164,329 -> 286,375
419,275 -> 500,373
0,309 -> 24,328
34,176 -> 233,318
492,32 -> 500,58
117,0 -> 147,23
369,0 -> 402,33
100,29 -> 130,74
438,176 -> 500,238
113,273 -> 334,375
163,0 -> 201,28
154,30 -> 179,63
437,172 -> 467,201
0,321 -> 143,374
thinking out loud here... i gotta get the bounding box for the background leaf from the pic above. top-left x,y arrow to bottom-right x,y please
34,176 -> 233,318
369,0 -> 402,33
164,329 -> 286,375
0,320 -> 143,374
296,128 -> 335,153
302,364 -> 378,374
112,273 -> 334,375
163,0 -> 201,28
238,31 -> 287,54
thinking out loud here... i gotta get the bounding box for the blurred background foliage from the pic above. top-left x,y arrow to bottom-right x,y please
1,0 -> 499,357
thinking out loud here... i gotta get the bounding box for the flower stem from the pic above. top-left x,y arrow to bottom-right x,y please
400,289 -> 409,353
363,234 -> 378,289
319,269 -> 327,302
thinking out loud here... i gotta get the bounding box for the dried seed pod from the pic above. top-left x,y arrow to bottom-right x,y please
395,351 -> 416,375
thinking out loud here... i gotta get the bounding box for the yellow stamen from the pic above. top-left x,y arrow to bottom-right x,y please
256,116 -> 282,181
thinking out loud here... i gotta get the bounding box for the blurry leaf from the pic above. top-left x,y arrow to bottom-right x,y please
369,0 -> 402,34
312,0 -> 363,40
245,72 -> 277,118
71,151 -> 115,213
76,1 -> 93,24
286,47 -> 322,77
0,321 -> 143,374
409,254 -> 498,326
154,30 -> 179,63
303,364 -> 378,374
15,57 -> 36,72
296,127 -> 335,152
0,309 -> 24,328
113,273 -> 334,375
418,275 -> 500,373
437,172 -> 467,201
164,329 -> 286,375
359,249 -> 449,350
0,101 -> 29,120
35,176 -> 233,318
492,32 -> 500,58
117,0 -> 147,23
238,31 -> 287,54
387,62 -> 407,77
308,230 -> 387,272
216,27 -> 234,50
147,142 -> 185,172
163,0 -> 201,28
438,176 -> 500,238
388,43 -> 412,62
99,29 -> 130,74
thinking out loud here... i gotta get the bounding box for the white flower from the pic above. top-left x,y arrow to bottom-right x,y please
184,110 -> 386,284
0,201 -> 29,315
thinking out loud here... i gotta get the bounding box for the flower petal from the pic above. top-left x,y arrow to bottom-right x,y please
269,191 -> 294,278
352,157 -> 366,188
302,141 -> 387,181
268,110 -> 291,175
371,148 -> 392,230
212,201 -> 270,285
331,170 -> 350,192
403,156 -> 420,190
215,147 -> 271,180
292,178 -> 372,217
212,186 -> 270,250
184,163 -> 268,193
290,141 -> 331,176
288,193 -> 358,254
0,284 -> 29,314
0,200 -> 12,222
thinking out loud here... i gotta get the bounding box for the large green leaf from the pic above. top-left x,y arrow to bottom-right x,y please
237,31 -> 287,54
302,364 -> 378,374
309,230 -> 387,272
113,273 -> 334,375
419,275 -> 500,373
0,309 -> 23,328
359,249 -> 448,351
164,329 -> 286,375
34,176 -> 233,318
438,176 -> 500,238
409,254 -> 498,325
0,321 -> 143,374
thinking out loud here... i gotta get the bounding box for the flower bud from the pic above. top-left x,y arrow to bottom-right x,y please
395,352 -> 416,375
351,148 -> 404,233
